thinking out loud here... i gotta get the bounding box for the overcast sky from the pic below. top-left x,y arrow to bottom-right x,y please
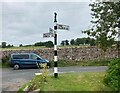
1,1 -> 92,46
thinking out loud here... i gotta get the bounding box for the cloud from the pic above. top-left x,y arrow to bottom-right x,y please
2,2 -> 91,45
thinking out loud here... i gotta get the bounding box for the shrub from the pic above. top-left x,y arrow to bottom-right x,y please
2,56 -> 9,63
104,58 -> 120,91
2,56 -> 10,68
40,63 -> 49,82
28,76 -> 41,92
26,63 -> 49,92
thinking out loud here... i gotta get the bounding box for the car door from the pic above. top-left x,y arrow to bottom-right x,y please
18,54 -> 32,68
29,54 -> 39,68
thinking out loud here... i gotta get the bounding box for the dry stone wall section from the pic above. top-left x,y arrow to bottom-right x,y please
0,46 -> 118,61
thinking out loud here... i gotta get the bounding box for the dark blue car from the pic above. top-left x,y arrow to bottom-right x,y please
9,53 -> 50,70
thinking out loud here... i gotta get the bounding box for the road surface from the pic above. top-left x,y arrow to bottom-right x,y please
1,66 -> 107,92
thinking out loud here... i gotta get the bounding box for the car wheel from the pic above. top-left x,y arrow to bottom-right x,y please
13,64 -> 20,70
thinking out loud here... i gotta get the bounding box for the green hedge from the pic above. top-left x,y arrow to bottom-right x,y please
104,58 -> 120,91
1,56 -> 10,68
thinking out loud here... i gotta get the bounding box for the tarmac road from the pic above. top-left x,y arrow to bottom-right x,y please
1,66 -> 107,92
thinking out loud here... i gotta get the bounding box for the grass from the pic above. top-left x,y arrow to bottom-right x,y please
1,46 -> 47,50
0,62 -> 10,68
50,59 -> 110,67
43,72 -> 113,91
18,72 -> 114,92
1,45 -> 90,50
18,82 -> 29,92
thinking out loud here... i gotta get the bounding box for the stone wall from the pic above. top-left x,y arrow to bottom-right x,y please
0,46 -> 118,61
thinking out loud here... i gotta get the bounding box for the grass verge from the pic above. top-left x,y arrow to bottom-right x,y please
50,59 -> 110,67
18,72 -> 114,92
0,62 -> 10,68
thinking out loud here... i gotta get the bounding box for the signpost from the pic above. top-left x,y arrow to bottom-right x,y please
43,28 -> 55,38
57,24 -> 69,30
43,33 -> 51,38
49,28 -> 54,34
49,28 -> 54,37
43,12 -> 69,78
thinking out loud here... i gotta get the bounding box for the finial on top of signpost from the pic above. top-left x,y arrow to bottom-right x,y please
54,12 -> 57,23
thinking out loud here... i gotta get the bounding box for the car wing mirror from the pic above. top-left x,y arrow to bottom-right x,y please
37,57 -> 41,60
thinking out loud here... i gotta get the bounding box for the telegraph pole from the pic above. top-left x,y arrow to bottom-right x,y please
54,12 -> 58,78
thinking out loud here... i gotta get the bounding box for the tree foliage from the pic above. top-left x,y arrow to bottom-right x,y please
61,41 -> 65,46
2,42 -> 7,48
83,1 -> 120,52
34,41 -> 53,48
44,41 -> 54,48
65,40 -> 69,45
34,42 -> 44,46
2,42 -> 14,48
75,37 -> 96,46
61,40 -> 69,46
19,44 -> 23,47
104,58 -> 120,91
70,39 -> 75,45
61,38 -> 96,46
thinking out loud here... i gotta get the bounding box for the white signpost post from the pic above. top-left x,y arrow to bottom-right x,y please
43,12 -> 69,78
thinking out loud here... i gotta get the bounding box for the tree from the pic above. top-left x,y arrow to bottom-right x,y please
89,38 -> 96,46
61,41 -> 65,46
75,38 -> 84,45
34,42 -> 44,46
19,44 -> 23,47
7,44 -> 11,47
61,40 -> 69,46
83,1 -> 120,58
44,41 -> 53,48
70,39 -> 75,45
2,42 -> 6,48
65,40 -> 69,45
34,41 -> 53,48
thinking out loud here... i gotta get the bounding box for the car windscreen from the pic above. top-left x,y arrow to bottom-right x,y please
30,54 -> 41,60
12,54 -> 29,59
